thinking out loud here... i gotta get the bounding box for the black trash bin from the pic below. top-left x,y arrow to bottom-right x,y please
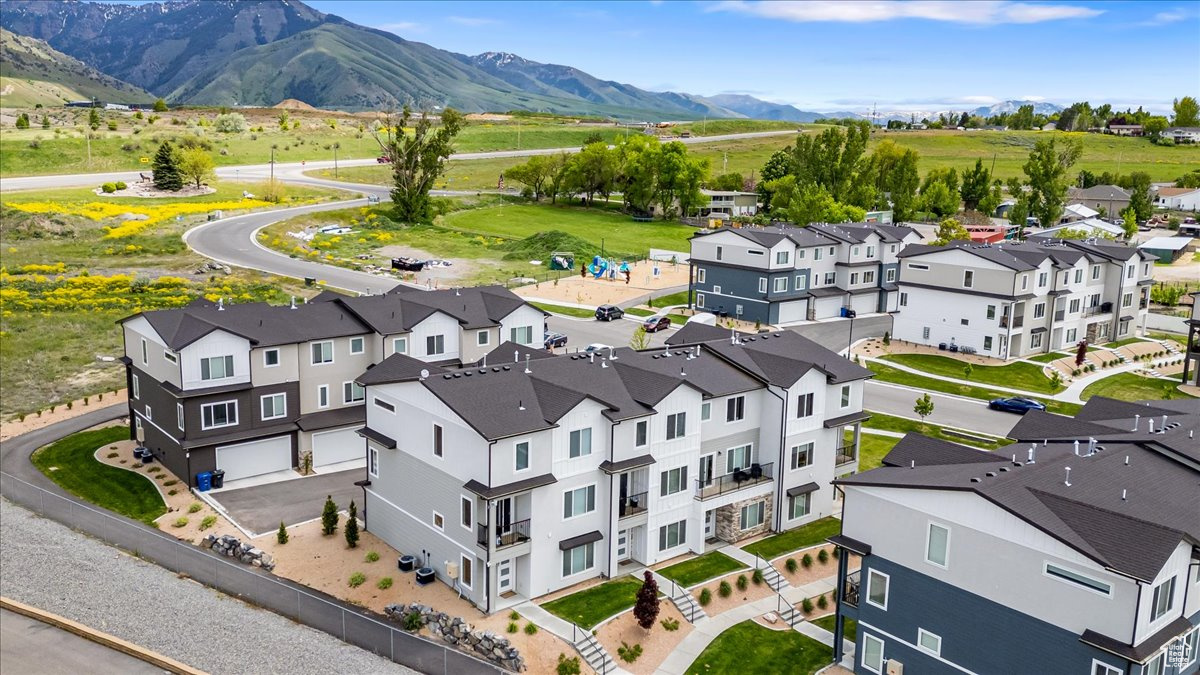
211,469 -> 225,489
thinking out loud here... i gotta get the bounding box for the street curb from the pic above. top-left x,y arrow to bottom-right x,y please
1,596 -> 207,675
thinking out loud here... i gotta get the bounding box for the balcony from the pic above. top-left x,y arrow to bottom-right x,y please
842,570 -> 861,608
618,491 -> 648,519
477,519 -> 531,550
835,444 -> 858,467
695,462 -> 773,500
1082,302 -> 1113,318
999,315 -> 1024,329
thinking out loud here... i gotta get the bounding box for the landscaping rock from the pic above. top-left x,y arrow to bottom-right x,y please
202,534 -> 275,571
382,602 -> 525,671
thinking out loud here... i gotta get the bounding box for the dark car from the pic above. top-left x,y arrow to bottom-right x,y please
988,397 -> 1047,414
643,315 -> 671,332
544,332 -> 568,349
595,305 -> 624,321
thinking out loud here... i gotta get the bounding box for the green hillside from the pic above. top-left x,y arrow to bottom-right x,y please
0,29 -> 151,107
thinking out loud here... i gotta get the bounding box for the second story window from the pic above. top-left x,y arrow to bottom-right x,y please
311,341 -> 333,365
393,337 -> 408,355
164,351 -> 178,364
726,396 -> 745,422
177,403 -> 184,431
866,569 -> 889,609
433,424 -> 444,458
700,402 -> 711,421
666,412 -> 686,440
201,401 -> 238,430
796,392 -> 814,418
562,485 -> 596,519
510,326 -> 533,345
427,334 -> 445,356
986,305 -> 996,320
726,444 -> 751,473
1151,576 -> 1176,622
790,442 -> 813,469
926,522 -> 950,568
343,381 -> 364,404
569,428 -> 592,458
715,246 -> 723,261
659,466 -> 688,496
350,337 -> 365,354
515,441 -> 530,471
885,269 -> 895,283
697,268 -> 706,283
775,250 -> 789,265
840,385 -> 851,408
963,270 -> 974,288
477,331 -> 490,346
141,338 -> 148,364
635,420 -> 648,447
773,277 -> 788,293
317,385 -> 329,408
261,393 -> 286,421
758,278 -> 767,293
263,348 -> 280,367
201,355 -> 234,381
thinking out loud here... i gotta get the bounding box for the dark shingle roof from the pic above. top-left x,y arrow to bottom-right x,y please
882,434 -> 1004,468
897,239 -> 1141,271
358,353 -> 446,386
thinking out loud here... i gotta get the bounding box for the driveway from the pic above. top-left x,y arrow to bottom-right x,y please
209,468 -> 364,535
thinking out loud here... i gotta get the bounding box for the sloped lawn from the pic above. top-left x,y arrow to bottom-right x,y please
684,620 -> 832,675
31,427 -> 166,524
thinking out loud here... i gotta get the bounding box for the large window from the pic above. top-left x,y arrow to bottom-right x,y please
726,444 -> 751,473
510,326 -> 533,344
739,500 -> 765,529
789,492 -> 810,519
659,466 -> 688,496
343,381 -> 364,404
666,412 -> 686,440
201,355 -> 234,380
426,335 -> 445,356
635,420 -> 648,447
201,401 -> 238,429
514,441 -> 530,471
310,341 -> 333,365
776,250 -> 789,265
726,396 -> 745,422
1151,576 -> 1176,622
866,569 -> 889,609
260,393 -> 286,420
1044,563 -> 1112,596
861,634 -> 883,674
569,428 -> 592,458
773,277 -> 788,293
796,392 -> 814,418
562,542 -> 595,577
658,520 -> 686,550
926,523 -> 950,568
790,442 -> 813,470
563,485 -> 596,519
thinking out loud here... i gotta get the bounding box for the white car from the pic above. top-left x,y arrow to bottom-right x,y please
584,343 -> 612,354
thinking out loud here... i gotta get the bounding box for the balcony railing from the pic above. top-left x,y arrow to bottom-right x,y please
618,491 -> 648,519
843,570 -> 861,608
1082,302 -> 1113,318
835,444 -> 858,466
695,462 -> 774,500
476,519 -> 531,550
999,316 -> 1024,329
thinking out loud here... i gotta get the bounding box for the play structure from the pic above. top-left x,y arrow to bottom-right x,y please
587,255 -> 631,281
549,252 -> 575,270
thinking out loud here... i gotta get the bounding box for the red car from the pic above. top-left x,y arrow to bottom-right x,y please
376,155 -> 391,164
643,315 -> 671,332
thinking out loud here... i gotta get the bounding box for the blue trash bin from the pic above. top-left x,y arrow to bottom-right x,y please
197,471 -> 213,492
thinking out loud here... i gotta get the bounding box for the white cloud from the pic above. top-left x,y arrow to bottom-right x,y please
961,95 -> 1001,104
448,16 -> 500,27
377,21 -> 425,34
1020,95 -> 1047,102
706,1 -> 1103,24
1139,7 -> 1198,26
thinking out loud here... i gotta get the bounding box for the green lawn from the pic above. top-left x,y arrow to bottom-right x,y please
624,307 -> 655,317
1080,373 -> 1195,402
863,411 -> 1007,450
879,353 -> 1062,394
31,427 -> 167,524
685,620 -> 833,675
742,517 -> 842,560
859,434 -> 900,471
812,615 -> 857,643
540,577 -> 642,629
1107,337 -> 1153,348
659,552 -> 745,588
532,302 -> 595,318
865,361 -> 1081,416
1026,352 -> 1070,363
649,290 -> 692,308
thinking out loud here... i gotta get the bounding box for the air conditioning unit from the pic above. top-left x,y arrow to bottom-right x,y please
885,659 -> 904,675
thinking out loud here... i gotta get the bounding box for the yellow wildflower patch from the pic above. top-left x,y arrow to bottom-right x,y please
3,199 -> 275,239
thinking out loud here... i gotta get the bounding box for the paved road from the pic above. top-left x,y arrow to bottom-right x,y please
211,468 -> 363,535
1,608 -> 168,675
0,404 -> 127,494
865,381 -> 1018,437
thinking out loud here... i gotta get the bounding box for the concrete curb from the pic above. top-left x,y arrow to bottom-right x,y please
1,596 -> 207,675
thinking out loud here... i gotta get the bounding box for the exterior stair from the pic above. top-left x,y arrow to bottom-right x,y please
574,631 -> 615,674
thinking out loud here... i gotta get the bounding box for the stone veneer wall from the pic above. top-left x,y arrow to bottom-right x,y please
715,494 -> 773,543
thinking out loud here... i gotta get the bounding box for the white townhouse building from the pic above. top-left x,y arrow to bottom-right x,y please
355,324 -> 872,613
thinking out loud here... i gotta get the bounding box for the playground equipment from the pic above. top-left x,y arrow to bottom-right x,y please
549,252 -> 575,270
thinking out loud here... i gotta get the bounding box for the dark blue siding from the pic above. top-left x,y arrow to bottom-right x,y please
693,263 -> 810,324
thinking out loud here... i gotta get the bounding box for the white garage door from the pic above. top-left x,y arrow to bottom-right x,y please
216,436 -> 292,482
815,296 -> 844,320
776,300 -> 807,324
312,427 -> 365,468
851,292 -> 878,315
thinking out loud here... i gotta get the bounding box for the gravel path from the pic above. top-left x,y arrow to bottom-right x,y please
0,499 -> 414,675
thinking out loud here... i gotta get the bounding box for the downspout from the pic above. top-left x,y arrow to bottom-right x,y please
1131,581 -> 1144,646
1109,259 -> 1126,341
484,439 -> 496,615
764,385 -> 788,532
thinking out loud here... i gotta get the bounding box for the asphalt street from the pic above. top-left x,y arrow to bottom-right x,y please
0,608 -> 168,675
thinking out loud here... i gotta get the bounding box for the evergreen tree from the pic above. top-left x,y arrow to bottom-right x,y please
277,521 -> 289,545
15,113 -> 30,129
321,495 -> 339,535
633,571 -> 660,630
344,500 -> 359,549
41,114 -> 50,129
152,142 -> 183,191
153,98 -> 168,113
88,106 -> 101,130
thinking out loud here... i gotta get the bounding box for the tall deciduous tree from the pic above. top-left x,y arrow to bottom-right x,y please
1022,137 -> 1082,228
931,217 -> 970,245
633,571 -> 660,630
861,140 -> 920,220
960,159 -> 992,211
505,154 -> 558,201
1127,172 -> 1153,223
178,147 -> 215,189
382,107 -> 465,223
151,141 -> 183,192
1172,96 -> 1199,127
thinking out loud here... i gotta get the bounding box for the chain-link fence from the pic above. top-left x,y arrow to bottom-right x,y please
0,471 -> 499,675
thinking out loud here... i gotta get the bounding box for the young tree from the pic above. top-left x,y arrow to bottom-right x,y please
1121,207 -> 1139,239
277,521 -> 289,545
153,98 -> 168,113
913,393 -> 934,422
345,500 -> 359,549
321,495 -> 339,535
960,159 -> 992,211
1171,96 -> 1200,127
1022,137 -> 1082,228
1075,341 -> 1088,367
381,106 -> 465,223
88,106 -> 101,130
178,147 -> 215,189
1127,172 -> 1153,223
40,114 -> 50,129
630,326 -> 650,350
633,571 -> 660,630
14,113 -> 30,129
151,141 -> 183,191
963,363 -> 973,380
932,217 -> 971,245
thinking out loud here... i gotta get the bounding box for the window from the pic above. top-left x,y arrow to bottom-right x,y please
726,444 -> 751,473
885,268 -> 896,283
796,392 -> 814,418
569,428 -> 592,458
866,569 -> 889,609
907,263 -> 929,270
659,466 -> 688,496
1066,328 -> 1077,343
1021,275 -> 1029,291
349,337 -> 364,354
373,397 -> 395,413
986,304 -> 996,320
461,496 -> 473,530
659,520 -> 687,550
776,250 -> 789,264
814,248 -> 823,261
635,421 -> 648,447
697,268 -> 706,283
1184,628 -> 1199,667
263,349 -> 280,367
696,293 -> 705,308
1044,562 -> 1112,596
773,277 -> 788,293
1151,576 -> 1176,622
850,272 -> 859,285
368,447 -> 379,477
963,270 -> 974,288
201,355 -> 234,380
726,396 -> 745,422
796,274 -> 807,289
1030,332 -> 1043,349
867,245 -> 875,258
863,270 -> 875,284
926,523 -> 950,568
829,247 -> 835,256
840,384 -> 851,408
460,555 -> 473,589
666,412 -> 686,440
983,336 -> 993,351
1092,264 -> 1100,280
824,272 -> 835,285
1126,265 -> 1134,279
477,331 -> 490,346
798,249 -> 806,259
515,441 -> 530,471
144,404 -> 152,421
433,424 -> 443,458
739,500 -> 765,529
317,384 -> 329,408
343,381 -> 364,404
261,393 -> 286,420
562,542 -> 595,576
790,442 -> 813,470
140,338 -> 148,364
392,337 -> 407,355
177,403 -> 185,431
961,318 -> 969,326
164,351 -> 178,364
1038,272 -> 1047,287
789,492 -> 810,519
201,401 -> 238,429
758,278 -> 767,293
700,402 -> 711,421
1091,660 -> 1122,675
853,246 -> 860,256
562,485 -> 596,519
918,629 -> 941,656
433,512 -> 444,530
426,335 -> 445,355
1070,298 -> 1081,313
715,246 -> 723,261
1033,302 -> 1045,319
899,292 -> 908,307
132,374 -> 140,399
310,341 -> 333,365
1122,292 -> 1133,307
1075,268 -> 1083,284
510,326 -> 533,344
1145,653 -> 1164,675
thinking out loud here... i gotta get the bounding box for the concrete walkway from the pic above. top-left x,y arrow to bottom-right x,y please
511,601 -> 581,644
1057,357 -> 1182,403
715,542 -> 769,573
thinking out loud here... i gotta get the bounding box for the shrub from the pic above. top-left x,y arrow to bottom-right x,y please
345,500 -> 359,548
188,502 -> 202,513
199,515 -> 217,530
365,551 -> 380,563
786,558 -> 798,573
146,466 -> 161,473
348,572 -> 366,588
718,580 -> 732,598
101,182 -> 118,193
321,495 -> 339,535
801,553 -> 814,568
699,588 -> 712,606
524,622 -> 538,635
832,547 -> 840,559
214,113 -> 248,133
801,597 -> 814,613
172,517 -> 188,528
752,568 -> 764,585
618,643 -> 643,664
661,617 -> 680,631
817,594 -> 828,610
163,480 -> 178,487
403,611 -> 424,632
634,570 -> 660,630
736,574 -> 748,591
277,521 -> 289,545
168,489 -> 178,496
106,452 -> 119,458
107,120 -> 118,131
1072,369 -> 1081,376
818,548 -> 830,564
115,181 -> 127,190
377,577 -> 393,590
507,622 -> 519,633
556,654 -> 581,675
509,610 -> 520,621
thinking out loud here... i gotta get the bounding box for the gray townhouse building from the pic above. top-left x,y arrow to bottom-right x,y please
688,222 -> 922,326
355,324 -> 872,614
892,239 -> 1156,359
828,396 -> 1200,675
118,285 -> 545,487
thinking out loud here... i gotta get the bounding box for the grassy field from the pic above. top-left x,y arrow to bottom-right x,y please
863,411 -> 1007,449
31,427 -> 167,524
866,361 -> 1081,416
741,517 -> 842,560
684,620 -> 833,675
879,353 -> 1062,394
658,552 -> 745,588
1080,372 -> 1195,402
540,577 -> 643,629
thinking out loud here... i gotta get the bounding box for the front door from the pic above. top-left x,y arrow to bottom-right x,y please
497,559 -> 513,593
617,529 -> 629,562
496,497 -> 513,535
704,510 -> 715,539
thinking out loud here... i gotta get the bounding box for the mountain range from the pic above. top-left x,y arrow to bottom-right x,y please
0,27 -> 152,107
0,0 -> 1062,122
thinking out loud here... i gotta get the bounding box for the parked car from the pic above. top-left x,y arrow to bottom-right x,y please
595,305 -> 624,321
376,155 -> 391,164
584,343 -> 612,354
643,315 -> 671,332
988,397 -> 1047,414
544,332 -> 568,349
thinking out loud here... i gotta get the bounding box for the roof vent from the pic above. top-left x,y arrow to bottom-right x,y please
970,477 -> 981,483
217,298 -> 225,311
492,367 -> 500,372
986,471 -> 997,478
524,355 -> 532,374
1027,445 -> 1036,463
999,466 -> 1010,472
453,373 -> 461,378
442,374 -> 452,380
478,369 -> 487,374
1121,488 -> 1127,501
1073,440 -> 1080,456
502,365 -> 511,371
518,400 -> 525,411
1149,418 -> 1156,433
680,366 -> 686,377
608,346 -> 618,361
1064,466 -> 1072,487
1133,414 -> 1140,431
463,371 -> 472,377
514,350 -> 519,364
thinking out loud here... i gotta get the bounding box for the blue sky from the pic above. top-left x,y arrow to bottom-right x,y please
306,0 -> 1199,115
